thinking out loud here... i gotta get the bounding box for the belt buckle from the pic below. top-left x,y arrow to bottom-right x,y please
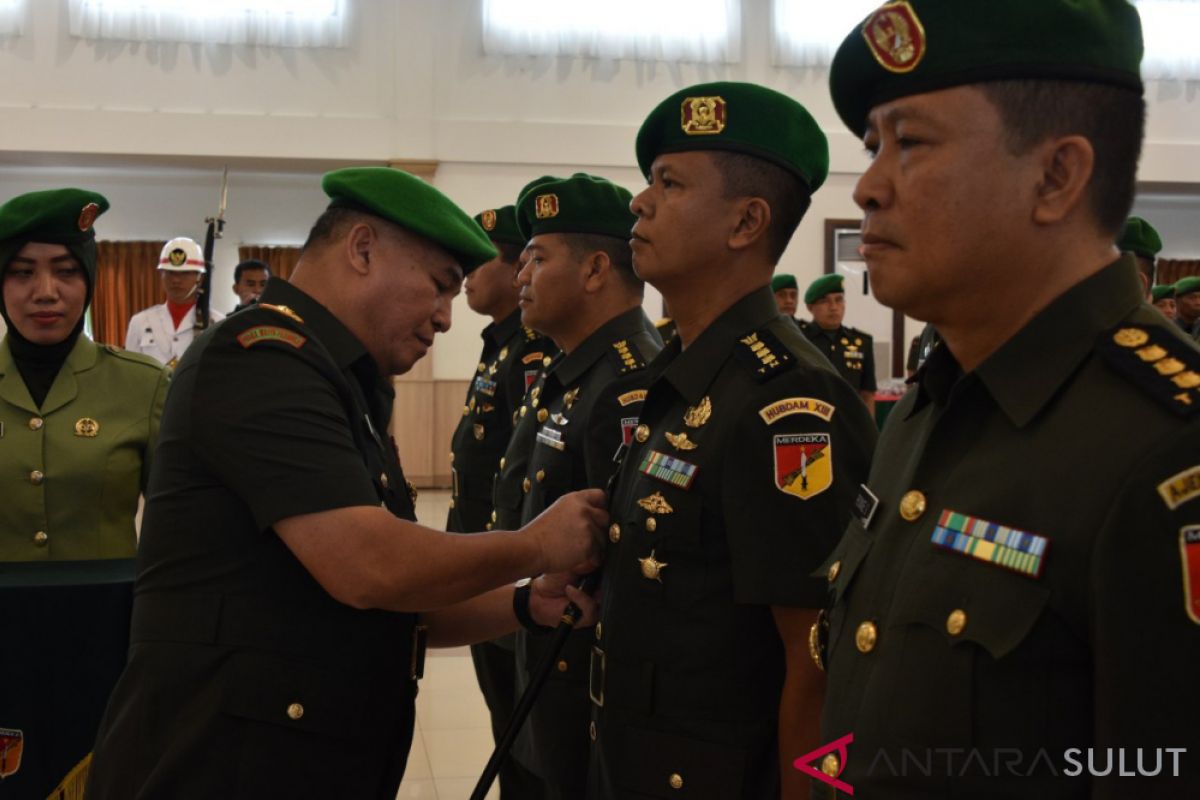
411,624 -> 429,681
589,645 -> 606,707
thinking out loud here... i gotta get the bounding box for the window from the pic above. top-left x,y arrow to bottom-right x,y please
67,0 -> 350,47
1137,0 -> 1200,80
482,0 -> 740,63
0,0 -> 27,36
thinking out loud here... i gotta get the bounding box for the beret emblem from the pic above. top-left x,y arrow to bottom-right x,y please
481,209 -> 497,231
77,202 -> 100,231
862,1 -> 926,74
680,95 -> 726,136
535,194 -> 560,220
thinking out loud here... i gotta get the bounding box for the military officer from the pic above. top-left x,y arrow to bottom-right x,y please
1174,275 -> 1200,337
586,83 -> 877,800
772,272 -> 801,321
1152,283 -> 1177,321
799,274 -> 878,415
816,2 -> 1200,797
124,236 -> 225,367
447,203 -> 555,800
87,168 -> 607,800
1117,215 -> 1162,298
498,173 -> 662,799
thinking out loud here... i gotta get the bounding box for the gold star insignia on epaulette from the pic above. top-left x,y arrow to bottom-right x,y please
741,332 -> 784,374
683,396 -> 712,428
1100,325 -> 1200,416
665,432 -> 698,451
258,303 -> 304,324
612,340 -> 640,372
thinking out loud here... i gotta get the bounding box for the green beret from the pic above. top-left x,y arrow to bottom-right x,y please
1175,276 -> 1200,298
0,188 -> 109,284
1118,216 -> 1162,259
515,173 -> 635,241
805,274 -> 845,305
771,274 -> 798,293
829,0 -> 1145,137
322,167 -> 497,274
636,81 -> 828,193
474,205 -> 524,247
1151,284 -> 1176,303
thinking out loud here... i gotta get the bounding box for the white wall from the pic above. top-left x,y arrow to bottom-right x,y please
3,0 -> 1200,379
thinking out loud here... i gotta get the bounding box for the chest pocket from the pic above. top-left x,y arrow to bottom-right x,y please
626,485 -> 711,613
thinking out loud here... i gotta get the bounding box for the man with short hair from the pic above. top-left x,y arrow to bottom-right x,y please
586,83 -> 877,800
124,237 -> 224,367
771,273 -> 800,320
231,258 -> 271,312
817,2 -> 1200,796
88,168 -> 606,800
497,173 -> 662,800
1152,283 -> 1177,321
1174,275 -> 1200,336
799,273 -> 877,414
1117,215 -> 1162,298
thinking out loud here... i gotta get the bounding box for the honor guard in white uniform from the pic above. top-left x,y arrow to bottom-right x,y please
124,237 -> 223,368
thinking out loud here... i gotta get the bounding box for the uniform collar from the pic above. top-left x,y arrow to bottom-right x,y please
0,336 -> 96,414
915,255 -> 1143,428
258,280 -> 367,370
659,287 -> 779,404
483,308 -> 523,348
549,306 -> 650,387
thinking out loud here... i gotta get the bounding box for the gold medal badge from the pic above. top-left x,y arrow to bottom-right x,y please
862,1 -> 927,74
77,202 -> 100,231
481,209 -> 498,231
535,194 -> 560,219
680,96 -> 727,136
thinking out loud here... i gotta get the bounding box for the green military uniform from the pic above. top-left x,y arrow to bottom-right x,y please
818,2 -> 1200,797
587,83 -> 878,799
0,336 -> 168,560
799,274 -> 877,396
1174,276 -> 1200,339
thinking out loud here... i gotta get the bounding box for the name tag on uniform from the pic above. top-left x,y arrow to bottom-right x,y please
853,484 -> 879,529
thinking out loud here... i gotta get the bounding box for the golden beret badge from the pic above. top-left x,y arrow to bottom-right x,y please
862,1 -> 927,75
680,96 -> 726,136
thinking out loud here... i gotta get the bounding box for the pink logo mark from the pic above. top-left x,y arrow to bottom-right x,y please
793,732 -> 854,795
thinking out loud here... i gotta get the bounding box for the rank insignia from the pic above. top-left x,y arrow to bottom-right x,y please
931,509 -> 1049,579
1159,466 -> 1200,510
621,416 -> 639,446
481,209 -> 498,231
637,492 -> 674,514
78,202 -> 100,231
535,193 -> 560,219
861,1 -> 926,75
683,396 -> 712,428
237,326 -> 306,349
611,340 -> 641,373
1098,324 -> 1200,416
639,449 -> 699,490
664,431 -> 698,451
0,728 -> 23,778
473,424 -> 485,441
735,329 -> 795,382
1181,526 -> 1200,624
680,95 -> 727,136
74,417 -> 100,438
773,433 -> 832,500
618,390 -> 647,407
259,303 -> 304,324
759,397 -> 835,425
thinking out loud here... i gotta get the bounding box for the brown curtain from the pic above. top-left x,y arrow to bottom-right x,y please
92,240 -> 165,346
238,245 -> 302,282
1157,259 -> 1200,286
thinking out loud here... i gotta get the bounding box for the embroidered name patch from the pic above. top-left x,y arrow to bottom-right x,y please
237,326 -> 306,349
639,449 -> 699,490
931,509 -> 1049,579
618,390 -> 647,407
759,397 -> 836,424
1159,466 -> 1200,510
1181,526 -> 1200,624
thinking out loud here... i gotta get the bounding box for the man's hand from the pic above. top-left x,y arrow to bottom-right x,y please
529,571 -> 602,628
523,488 -> 608,574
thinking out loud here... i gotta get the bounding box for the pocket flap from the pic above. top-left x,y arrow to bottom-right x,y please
613,726 -> 746,798
221,651 -> 367,738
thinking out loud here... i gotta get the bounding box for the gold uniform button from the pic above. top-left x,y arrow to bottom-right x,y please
522,477 -> 532,493
609,523 -> 621,543
855,621 -> 878,653
635,424 -> 650,443
449,452 -> 455,464
821,753 -> 840,777
33,530 -> 48,547
556,660 -> 568,672
595,622 -> 602,641
462,405 -> 469,416
537,408 -> 549,423
536,469 -> 546,483
543,356 -> 552,367
491,510 -> 498,522
827,560 -> 841,583
448,498 -> 456,510
485,523 -> 493,531
589,720 -> 597,741
287,703 -> 304,720
899,490 -> 927,522
30,470 -> 45,485
520,406 -> 528,418
499,457 -> 506,469
29,417 -> 44,431
380,473 -> 389,488
946,609 -> 967,636
668,773 -> 684,790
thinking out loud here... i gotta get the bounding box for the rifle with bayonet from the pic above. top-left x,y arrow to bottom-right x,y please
196,166 -> 228,333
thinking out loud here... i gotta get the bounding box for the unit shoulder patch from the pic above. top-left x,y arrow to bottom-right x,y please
1096,324 -> 1200,417
237,326 -> 307,349
618,389 -> 648,407
1159,466 -> 1200,510
759,397 -> 836,424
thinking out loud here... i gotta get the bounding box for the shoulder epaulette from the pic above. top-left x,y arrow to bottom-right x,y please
258,303 -> 305,325
608,338 -> 648,375
102,344 -> 166,371
734,326 -> 796,383
1097,324 -> 1200,417
523,327 -> 541,342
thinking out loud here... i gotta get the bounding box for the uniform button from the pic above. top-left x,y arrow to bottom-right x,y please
589,720 -> 597,741
491,510 -> 498,522
668,773 -> 684,790
499,457 -> 506,470
485,523 -> 493,531
449,452 -> 455,463
29,470 -> 44,485
462,405 -> 469,416
287,703 -> 304,720
635,424 -> 650,443
543,356 -> 552,367
946,609 -> 967,637
595,622 -> 602,641
448,498 -> 455,510
380,473 -> 390,488
520,406 -> 528,417
536,469 -> 546,483
821,753 -> 840,777
29,417 -> 44,431
609,523 -> 621,543
855,621 -> 878,653
827,560 -> 841,582
522,477 -> 531,493
556,660 -> 568,672
537,408 -> 549,423
33,530 -> 48,547
644,516 -> 657,533
899,490 -> 927,522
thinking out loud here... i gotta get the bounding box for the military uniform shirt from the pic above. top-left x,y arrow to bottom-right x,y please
799,320 -> 878,394
819,258 -> 1200,798
89,280 -> 421,800
587,288 -> 877,800
447,309 -> 554,534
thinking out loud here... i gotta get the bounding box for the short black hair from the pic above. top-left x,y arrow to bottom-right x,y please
708,151 -> 812,265
301,206 -> 412,254
979,80 -> 1145,237
234,259 -> 271,283
494,241 -> 524,267
565,233 -> 642,293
